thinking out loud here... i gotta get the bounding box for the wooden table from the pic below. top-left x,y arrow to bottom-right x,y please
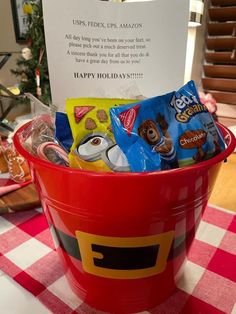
0,183 -> 41,213
209,152 -> 236,212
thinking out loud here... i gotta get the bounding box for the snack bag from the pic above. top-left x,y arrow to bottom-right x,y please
66,98 -> 136,172
110,80 -> 225,172
21,115 -> 69,167
55,112 -> 73,152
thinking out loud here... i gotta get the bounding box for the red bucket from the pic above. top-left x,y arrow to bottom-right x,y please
14,122 -> 235,313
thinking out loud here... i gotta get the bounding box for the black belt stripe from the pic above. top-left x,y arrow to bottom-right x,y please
92,244 -> 159,270
51,225 -> 195,270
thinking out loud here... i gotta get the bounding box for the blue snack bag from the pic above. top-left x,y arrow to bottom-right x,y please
55,112 -> 73,152
110,80 -> 225,172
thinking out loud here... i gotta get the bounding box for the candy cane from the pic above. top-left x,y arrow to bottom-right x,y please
37,142 -> 69,165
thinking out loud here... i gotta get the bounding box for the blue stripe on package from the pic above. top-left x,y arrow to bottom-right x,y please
55,112 -> 73,152
110,80 -> 225,172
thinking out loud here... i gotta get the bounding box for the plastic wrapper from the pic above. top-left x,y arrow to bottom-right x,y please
3,143 -> 31,183
20,114 -> 69,167
55,112 -> 73,152
110,80 -> 225,172
66,98 -> 136,172
0,137 -> 31,183
0,138 -> 10,174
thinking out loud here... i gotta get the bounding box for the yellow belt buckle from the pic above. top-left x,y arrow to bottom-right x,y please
76,230 -> 174,279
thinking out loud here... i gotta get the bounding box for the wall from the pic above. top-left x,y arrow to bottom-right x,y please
184,0 -> 207,88
184,27 -> 197,84
191,26 -> 206,87
0,0 -> 23,87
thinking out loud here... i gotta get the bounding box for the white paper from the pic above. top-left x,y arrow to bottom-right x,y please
42,0 -> 189,111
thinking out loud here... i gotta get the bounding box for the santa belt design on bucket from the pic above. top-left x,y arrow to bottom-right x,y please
50,224 -> 193,279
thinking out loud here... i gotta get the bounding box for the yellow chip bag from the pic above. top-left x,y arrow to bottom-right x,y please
66,98 -> 136,172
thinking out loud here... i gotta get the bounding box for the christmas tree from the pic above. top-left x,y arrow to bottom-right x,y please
11,0 -> 51,105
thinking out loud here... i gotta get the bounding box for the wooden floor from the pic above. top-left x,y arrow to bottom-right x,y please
209,152 -> 236,212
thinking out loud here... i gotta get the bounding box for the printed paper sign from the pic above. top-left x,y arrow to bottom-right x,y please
42,0 -> 189,111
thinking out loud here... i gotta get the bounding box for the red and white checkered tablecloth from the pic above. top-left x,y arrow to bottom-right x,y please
0,205 -> 236,314
0,173 -> 31,197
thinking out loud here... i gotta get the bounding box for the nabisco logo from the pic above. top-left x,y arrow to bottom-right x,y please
74,106 -> 95,123
119,104 -> 140,136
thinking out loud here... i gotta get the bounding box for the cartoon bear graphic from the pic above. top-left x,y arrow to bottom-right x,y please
138,114 -> 179,170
